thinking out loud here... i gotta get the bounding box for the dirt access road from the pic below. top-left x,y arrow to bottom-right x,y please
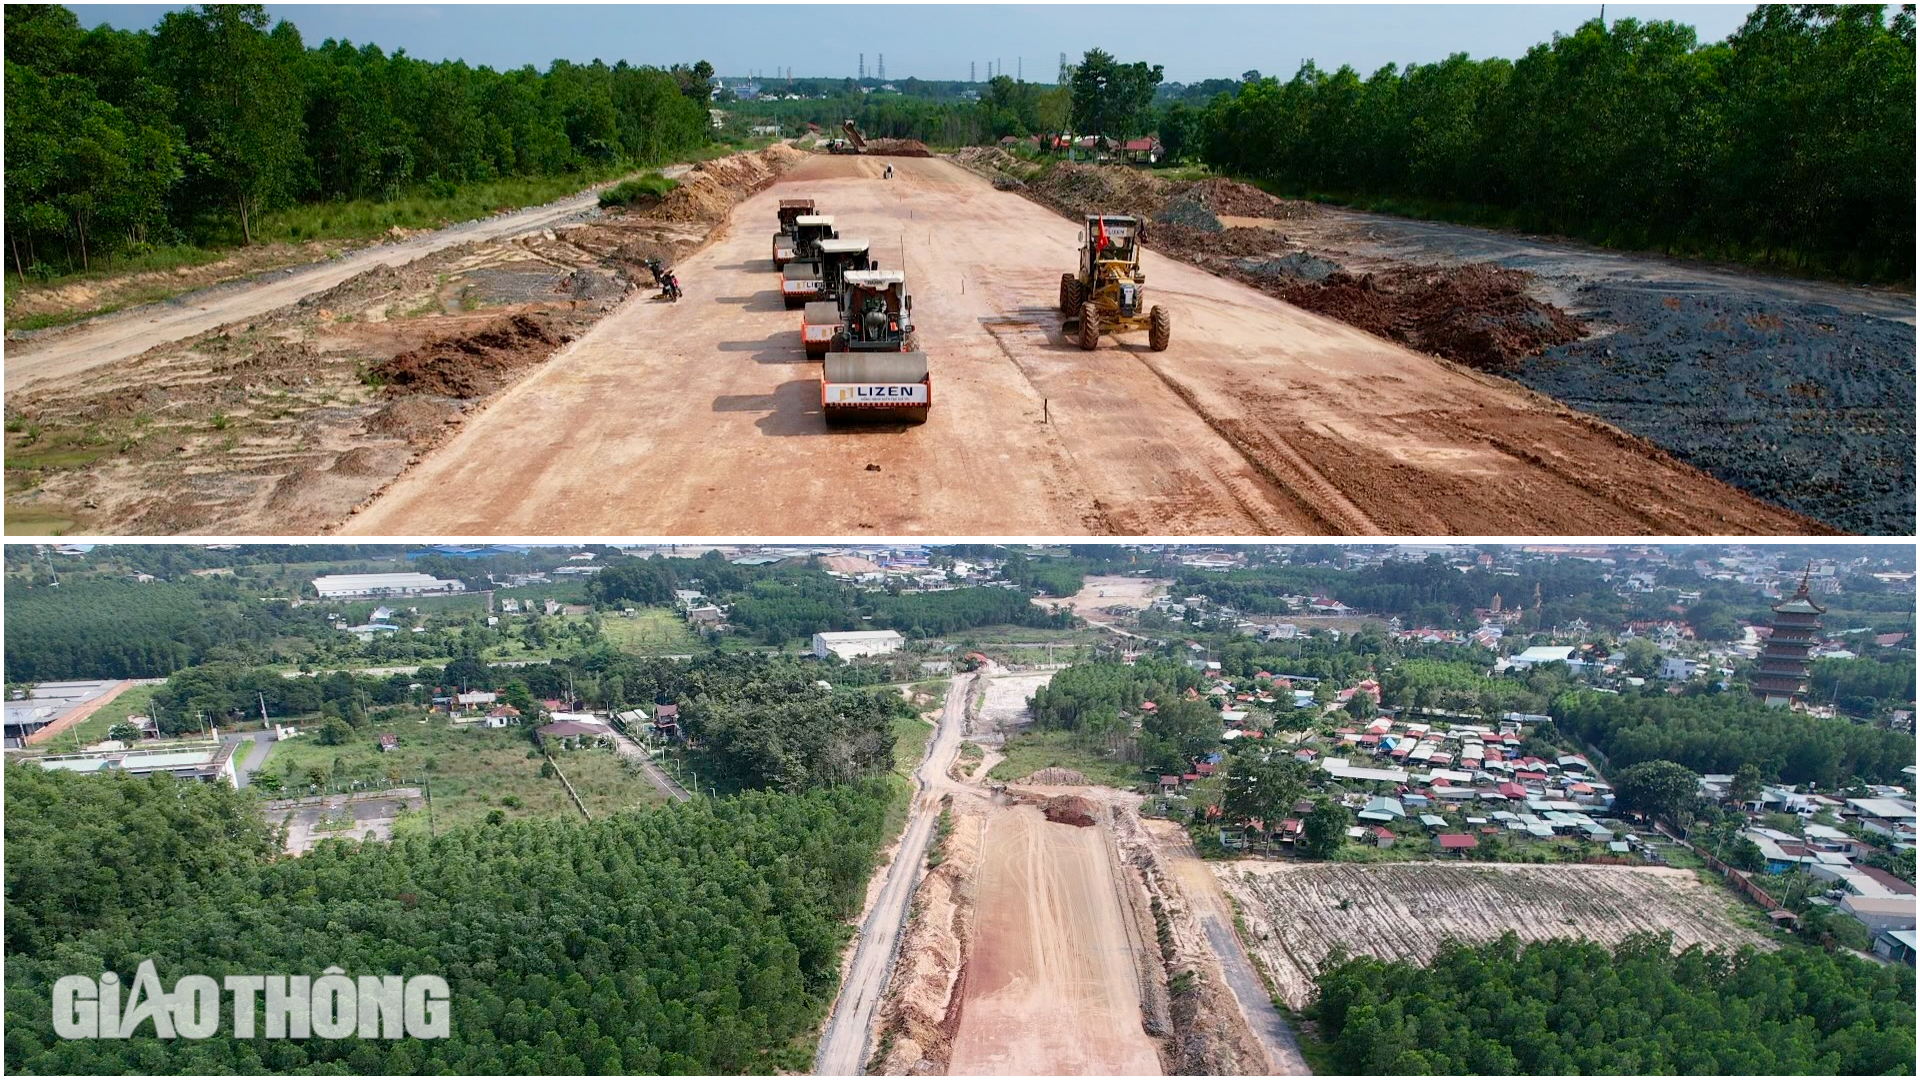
341,154 -> 1813,536
815,673 -> 973,1076
1148,820 -> 1312,1075
4,167 -> 686,392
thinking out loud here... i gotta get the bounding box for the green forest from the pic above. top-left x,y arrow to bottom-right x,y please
590,553 -> 1071,644
3,575 -> 344,681
1195,8 -> 1915,279
5,4 -> 711,276
3,763 -> 896,1074
1308,933 -> 1915,1075
1552,689 -> 1916,788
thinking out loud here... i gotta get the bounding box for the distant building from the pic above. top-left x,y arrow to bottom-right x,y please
1753,571 -> 1824,706
312,573 -> 465,599
29,742 -> 239,787
813,630 -> 905,660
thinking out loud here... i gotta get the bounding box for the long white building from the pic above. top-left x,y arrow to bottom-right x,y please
312,573 -> 466,599
813,630 -> 906,660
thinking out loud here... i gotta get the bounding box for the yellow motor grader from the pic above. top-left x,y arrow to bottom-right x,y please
1058,214 -> 1169,351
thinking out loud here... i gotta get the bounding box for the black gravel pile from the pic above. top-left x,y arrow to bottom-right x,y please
1155,194 -> 1224,233
1520,283 -> 1915,534
1232,252 -> 1343,282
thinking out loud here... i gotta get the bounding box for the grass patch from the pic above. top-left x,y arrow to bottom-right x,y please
985,728 -> 1142,789
35,685 -> 161,753
2,505 -> 79,535
597,606 -> 703,654
258,712 -> 658,834
258,165 -> 639,247
893,715 -> 935,780
598,172 -> 680,208
550,749 -> 670,820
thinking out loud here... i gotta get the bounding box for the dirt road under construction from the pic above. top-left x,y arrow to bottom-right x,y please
4,170 -> 686,392
341,154 -> 1816,536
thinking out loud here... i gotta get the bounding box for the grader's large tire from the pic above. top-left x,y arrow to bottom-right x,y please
1059,273 -> 1081,314
1149,305 -> 1171,351
1078,301 -> 1100,351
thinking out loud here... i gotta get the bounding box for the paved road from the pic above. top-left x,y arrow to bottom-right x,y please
607,724 -> 691,802
814,672 -> 971,1076
220,730 -> 276,788
6,165 -> 691,390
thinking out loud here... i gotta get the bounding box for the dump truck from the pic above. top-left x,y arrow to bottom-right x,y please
800,238 -> 875,356
828,119 -> 868,154
821,268 -> 928,425
1059,213 -> 1170,351
772,198 -> 816,269
779,214 -> 837,308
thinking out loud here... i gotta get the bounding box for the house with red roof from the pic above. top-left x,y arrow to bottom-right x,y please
1435,833 -> 1480,854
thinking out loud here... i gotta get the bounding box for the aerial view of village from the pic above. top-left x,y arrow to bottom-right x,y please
3,541 -> 1914,1074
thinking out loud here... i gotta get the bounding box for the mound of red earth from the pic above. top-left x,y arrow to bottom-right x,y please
372,313 -> 565,398
865,138 -> 933,157
1235,263 -> 1587,373
1041,794 -> 1098,828
1180,176 -> 1314,220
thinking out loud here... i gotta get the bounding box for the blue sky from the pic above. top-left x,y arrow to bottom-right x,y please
68,4 -> 1762,82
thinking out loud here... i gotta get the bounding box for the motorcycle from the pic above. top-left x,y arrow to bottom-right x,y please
644,258 -> 682,302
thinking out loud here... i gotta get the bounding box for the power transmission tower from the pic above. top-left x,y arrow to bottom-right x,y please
877,53 -> 885,81
859,53 -> 865,79
1059,52 -> 1068,84
970,60 -> 975,83
1017,57 -> 1022,81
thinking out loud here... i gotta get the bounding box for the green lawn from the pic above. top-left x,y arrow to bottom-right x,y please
596,607 -> 703,654
257,712 -> 661,835
42,684 -> 158,752
986,728 -> 1144,789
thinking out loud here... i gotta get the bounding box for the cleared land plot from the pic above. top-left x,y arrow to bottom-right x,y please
260,714 -> 662,833
946,804 -> 1164,1076
593,606 -> 702,654
1045,575 -> 1171,619
975,673 -> 1052,734
1223,861 -> 1771,1010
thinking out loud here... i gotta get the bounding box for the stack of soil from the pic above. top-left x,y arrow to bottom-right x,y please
1018,767 -> 1089,786
1235,263 -> 1587,372
865,137 -> 933,157
1180,176 -> 1314,220
1042,794 -> 1098,828
372,313 -> 563,398
656,143 -> 807,224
